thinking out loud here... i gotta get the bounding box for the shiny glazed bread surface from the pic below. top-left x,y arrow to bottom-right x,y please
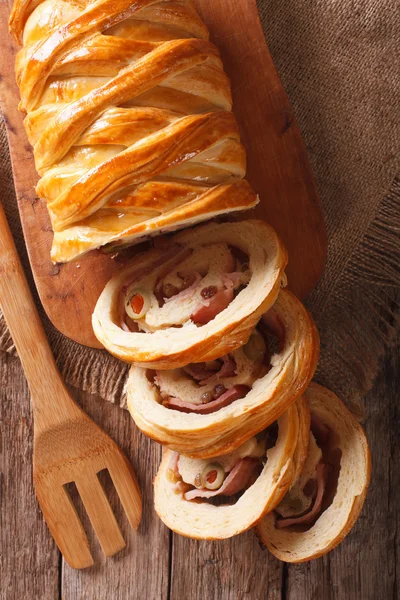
10,0 -> 258,262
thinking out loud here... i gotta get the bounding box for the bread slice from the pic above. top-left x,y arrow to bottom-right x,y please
153,400 -> 306,539
256,383 -> 371,562
93,219 -> 287,367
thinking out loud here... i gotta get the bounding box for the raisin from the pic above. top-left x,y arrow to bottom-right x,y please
213,384 -> 227,399
201,285 -> 217,299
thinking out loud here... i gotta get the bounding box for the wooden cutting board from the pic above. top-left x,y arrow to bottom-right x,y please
0,0 -> 326,349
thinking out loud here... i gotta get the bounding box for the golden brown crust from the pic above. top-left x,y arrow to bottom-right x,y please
10,0 -> 258,262
256,383 -> 371,562
93,219 -> 289,370
126,289 -> 319,458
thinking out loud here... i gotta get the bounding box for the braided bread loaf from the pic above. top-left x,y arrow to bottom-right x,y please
10,0 -> 258,262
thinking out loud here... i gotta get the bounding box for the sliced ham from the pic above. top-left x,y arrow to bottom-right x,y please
121,247 -> 187,318
183,362 -> 219,381
201,354 -> 237,385
215,354 -> 237,378
184,458 -> 258,500
164,384 -> 250,414
191,287 -> 234,325
275,463 -> 326,528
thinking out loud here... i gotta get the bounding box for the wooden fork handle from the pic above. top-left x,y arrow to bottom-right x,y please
0,202 -> 79,423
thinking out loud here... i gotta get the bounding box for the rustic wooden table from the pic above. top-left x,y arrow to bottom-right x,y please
1,334 -> 399,599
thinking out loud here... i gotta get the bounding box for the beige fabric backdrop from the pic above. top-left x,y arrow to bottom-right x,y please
0,0 -> 399,414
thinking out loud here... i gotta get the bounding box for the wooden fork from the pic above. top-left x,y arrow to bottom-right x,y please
0,202 -> 142,569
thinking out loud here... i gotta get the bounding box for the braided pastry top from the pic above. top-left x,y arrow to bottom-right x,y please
10,0 -> 259,263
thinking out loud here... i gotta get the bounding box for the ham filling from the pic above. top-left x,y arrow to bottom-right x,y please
184,458 -> 258,500
154,314 -> 283,415
276,463 -> 326,528
121,243 -> 250,332
170,434 -> 268,501
183,362 -> 220,381
191,287 -> 234,325
183,354 -> 237,386
163,384 -> 250,415
274,414 -> 341,529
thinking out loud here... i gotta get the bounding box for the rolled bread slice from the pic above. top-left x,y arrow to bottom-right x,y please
154,399 -> 307,540
126,289 -> 319,458
93,220 -> 287,368
256,383 -> 371,562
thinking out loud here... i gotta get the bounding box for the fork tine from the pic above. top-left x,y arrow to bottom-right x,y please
35,482 -> 94,569
75,472 -> 125,557
106,449 -> 142,531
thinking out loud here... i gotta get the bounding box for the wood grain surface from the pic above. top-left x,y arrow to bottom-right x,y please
1,334 -> 398,599
0,0 -> 326,348
0,198 -> 143,568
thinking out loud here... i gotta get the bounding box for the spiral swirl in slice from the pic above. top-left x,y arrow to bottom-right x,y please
256,383 -> 371,562
93,220 -> 288,368
154,399 -> 308,540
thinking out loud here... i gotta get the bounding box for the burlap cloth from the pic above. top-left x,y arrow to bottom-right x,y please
0,0 -> 399,415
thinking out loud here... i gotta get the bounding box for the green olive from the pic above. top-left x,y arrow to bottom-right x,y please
243,330 -> 267,362
201,463 -> 225,490
125,287 -> 151,319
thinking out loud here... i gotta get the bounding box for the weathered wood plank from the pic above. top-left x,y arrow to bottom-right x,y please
285,341 -> 400,600
60,388 -> 170,600
170,531 -> 283,600
0,354 -> 60,600
1,327 -> 398,599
